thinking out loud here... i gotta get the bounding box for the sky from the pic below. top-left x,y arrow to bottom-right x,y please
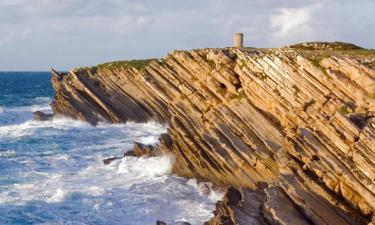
0,0 -> 374,71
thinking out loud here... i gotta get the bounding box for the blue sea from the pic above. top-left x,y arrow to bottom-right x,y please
0,72 -> 221,225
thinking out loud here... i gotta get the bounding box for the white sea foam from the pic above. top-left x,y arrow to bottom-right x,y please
48,188 -> 67,203
136,135 -> 160,145
0,97 -> 52,126
0,117 -> 91,138
1,155 -> 218,224
0,112 -> 219,225
187,179 -> 226,202
0,150 -> 17,158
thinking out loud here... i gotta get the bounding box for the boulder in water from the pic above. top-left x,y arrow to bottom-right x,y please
33,111 -> 54,121
124,142 -> 155,157
102,157 -> 121,165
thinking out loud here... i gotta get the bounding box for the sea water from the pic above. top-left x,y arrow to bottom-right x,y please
0,72 -> 222,225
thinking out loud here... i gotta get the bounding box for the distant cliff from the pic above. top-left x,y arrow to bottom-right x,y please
51,42 -> 375,225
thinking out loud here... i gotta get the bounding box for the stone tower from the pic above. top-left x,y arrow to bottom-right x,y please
234,33 -> 244,48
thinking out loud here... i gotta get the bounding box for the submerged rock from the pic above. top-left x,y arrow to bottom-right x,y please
33,111 -> 53,121
102,157 -> 121,165
156,221 -> 167,225
51,43 -> 375,224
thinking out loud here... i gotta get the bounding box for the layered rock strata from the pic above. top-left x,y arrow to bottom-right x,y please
51,43 -> 375,225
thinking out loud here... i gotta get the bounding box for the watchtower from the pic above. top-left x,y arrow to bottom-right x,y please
234,33 -> 244,48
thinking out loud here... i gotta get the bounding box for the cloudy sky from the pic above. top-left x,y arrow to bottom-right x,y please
0,0 -> 374,71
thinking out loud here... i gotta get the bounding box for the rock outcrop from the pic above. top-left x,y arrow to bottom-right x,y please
33,110 -> 54,121
51,43 -> 375,225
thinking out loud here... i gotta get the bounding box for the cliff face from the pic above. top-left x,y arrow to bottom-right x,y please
51,43 -> 375,225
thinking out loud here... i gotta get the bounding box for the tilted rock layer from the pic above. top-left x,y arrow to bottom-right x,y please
51,43 -> 375,225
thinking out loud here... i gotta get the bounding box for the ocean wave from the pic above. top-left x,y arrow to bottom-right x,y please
0,117 -> 92,138
0,154 -> 218,225
0,117 -> 166,142
116,154 -> 175,177
47,188 -> 67,203
32,96 -> 51,105
0,150 -> 17,158
0,97 -> 214,225
0,96 -> 52,126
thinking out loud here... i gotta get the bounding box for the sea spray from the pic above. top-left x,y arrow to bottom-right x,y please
0,72 -> 223,225
0,118 -> 220,225
0,72 -> 221,225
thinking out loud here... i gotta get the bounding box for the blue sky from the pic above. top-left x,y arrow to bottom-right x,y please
0,0 -> 374,71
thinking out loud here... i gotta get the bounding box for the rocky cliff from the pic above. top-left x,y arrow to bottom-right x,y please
51,42 -> 375,225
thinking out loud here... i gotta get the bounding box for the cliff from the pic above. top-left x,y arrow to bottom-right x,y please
51,42 -> 375,225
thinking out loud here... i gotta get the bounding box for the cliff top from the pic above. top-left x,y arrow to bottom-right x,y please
70,41 -> 375,74
51,39 -> 375,225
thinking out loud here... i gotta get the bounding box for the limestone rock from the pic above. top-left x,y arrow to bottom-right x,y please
130,142 -> 155,157
50,43 -> 375,224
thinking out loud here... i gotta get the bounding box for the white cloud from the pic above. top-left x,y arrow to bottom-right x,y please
0,28 -> 32,46
267,4 -> 324,46
0,33 -> 13,46
112,15 -> 152,34
0,0 -> 374,71
0,0 -> 26,6
270,4 -> 319,37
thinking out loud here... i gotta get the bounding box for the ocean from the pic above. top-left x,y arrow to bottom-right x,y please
0,72 -> 221,225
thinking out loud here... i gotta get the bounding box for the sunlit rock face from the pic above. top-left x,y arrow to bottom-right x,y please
51,42 -> 375,225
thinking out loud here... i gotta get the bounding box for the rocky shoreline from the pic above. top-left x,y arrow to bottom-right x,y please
50,42 -> 375,225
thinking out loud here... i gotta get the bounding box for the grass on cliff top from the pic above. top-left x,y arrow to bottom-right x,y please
289,42 -> 375,62
289,42 -> 363,50
97,59 -> 156,71
293,48 -> 375,70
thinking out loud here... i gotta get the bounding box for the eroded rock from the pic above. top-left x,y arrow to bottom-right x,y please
50,44 -> 375,224
130,142 -> 155,157
33,111 -> 54,121
102,157 -> 121,165
156,220 -> 167,225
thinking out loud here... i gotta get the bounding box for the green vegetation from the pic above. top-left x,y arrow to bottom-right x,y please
237,90 -> 246,99
307,58 -> 329,76
97,59 -> 156,72
310,58 -> 321,68
216,88 -> 227,96
290,42 -> 363,51
340,105 -> 350,115
288,42 -> 375,72
364,61 -> 375,69
228,90 -> 247,100
239,60 -> 247,69
254,72 -> 267,81
201,54 -> 216,68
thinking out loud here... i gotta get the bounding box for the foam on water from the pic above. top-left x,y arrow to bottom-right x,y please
0,98 -> 222,225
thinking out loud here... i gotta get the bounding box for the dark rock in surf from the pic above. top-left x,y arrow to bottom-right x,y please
102,157 -> 121,165
123,142 -> 155,157
123,150 -> 135,157
33,111 -> 54,121
156,220 -> 167,225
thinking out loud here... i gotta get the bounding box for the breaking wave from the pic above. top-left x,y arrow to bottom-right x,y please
0,99 -> 222,225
